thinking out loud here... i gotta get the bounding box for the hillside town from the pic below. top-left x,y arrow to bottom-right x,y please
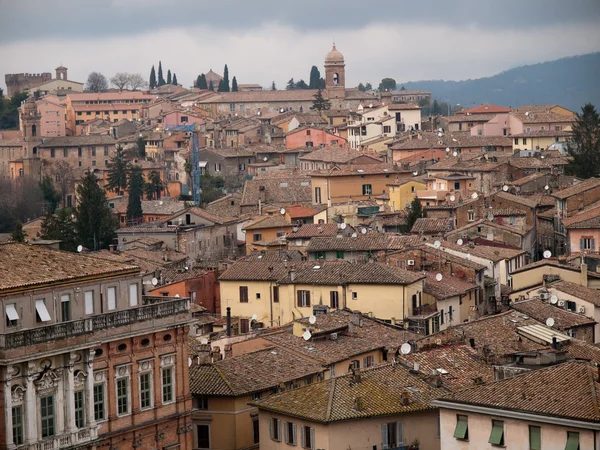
1,38 -> 600,450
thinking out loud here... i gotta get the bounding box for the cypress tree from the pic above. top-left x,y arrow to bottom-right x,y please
166,70 -> 172,85
149,65 -> 157,89
10,222 -> 25,242
309,66 -> 321,89
144,170 -> 164,200
197,74 -> 208,89
311,89 -> 331,112
126,165 -> 144,223
157,61 -> 165,86
106,145 -> 128,194
271,81 -> 276,91
223,64 -> 230,92
172,73 -> 178,85
566,103 -> 600,179
231,76 -> 238,92
209,80 -> 214,91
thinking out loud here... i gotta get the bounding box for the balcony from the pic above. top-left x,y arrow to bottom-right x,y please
29,427 -> 97,450
409,303 -> 438,318
0,297 -> 191,357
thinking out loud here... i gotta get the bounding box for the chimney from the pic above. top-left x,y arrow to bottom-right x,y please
351,367 -> 361,383
351,311 -> 362,327
552,336 -> 558,350
224,344 -> 232,359
581,263 -> 588,286
109,244 -> 115,253
226,307 -> 232,337
289,268 -> 296,282
353,396 -> 363,411
400,391 -> 411,406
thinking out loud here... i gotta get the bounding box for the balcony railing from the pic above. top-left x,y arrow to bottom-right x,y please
1,297 -> 190,350
29,427 -> 97,450
410,304 -> 438,317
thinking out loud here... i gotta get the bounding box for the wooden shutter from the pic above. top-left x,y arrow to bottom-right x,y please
297,291 -> 302,307
592,238 -> 596,251
269,418 -> 274,440
240,286 -> 248,303
580,238 -> 585,250
301,426 -> 306,448
310,427 -> 315,450
284,422 -> 289,443
306,291 -> 311,307
292,423 -> 297,445
381,423 -> 389,449
398,422 -> 404,446
273,286 -> 279,303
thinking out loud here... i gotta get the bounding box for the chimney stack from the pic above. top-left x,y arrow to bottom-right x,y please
581,263 -> 588,287
226,307 -> 232,337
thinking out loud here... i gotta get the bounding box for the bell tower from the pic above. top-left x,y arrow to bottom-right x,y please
324,43 -> 345,100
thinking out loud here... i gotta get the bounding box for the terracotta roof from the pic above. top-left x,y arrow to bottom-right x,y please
242,215 -> 291,231
198,89 -> 319,104
189,347 -> 324,396
202,147 -> 254,158
387,103 -> 422,110
386,235 -> 421,250
509,172 -> 547,186
436,241 -> 526,262
287,204 -> 326,219
0,243 -> 139,292
563,204 -> 600,228
159,266 -> 212,286
489,207 -> 527,216
511,298 -> 596,330
168,207 -> 228,225
287,224 -> 340,239
437,361 -> 600,423
310,163 -> 408,177
68,92 -> 154,102
251,363 -> 445,423
458,104 -> 510,115
423,272 -> 477,300
449,218 -> 530,237
511,130 -> 572,138
299,146 -> 381,163
38,135 -> 116,147
219,261 -> 293,281
553,177 -> 600,200
241,175 -> 312,207
411,218 -> 453,234
511,111 -> 574,125
444,113 -> 497,123
307,235 -> 389,252
507,156 -> 571,170
108,197 -> 186,216
548,280 -> 600,307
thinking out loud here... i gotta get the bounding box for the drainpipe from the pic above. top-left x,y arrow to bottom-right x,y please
226,307 -> 231,337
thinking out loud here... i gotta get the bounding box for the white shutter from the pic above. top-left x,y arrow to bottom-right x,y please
269,418 -> 274,440
382,423 -> 389,449
129,283 -> 138,307
398,422 -> 404,445
107,287 -> 116,310
310,427 -> 315,450
292,423 -> 297,445
6,304 -> 19,321
35,299 -> 51,322
301,426 -> 306,448
284,422 -> 289,444
84,291 -> 94,315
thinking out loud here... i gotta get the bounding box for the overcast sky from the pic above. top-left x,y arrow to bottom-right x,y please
1,0 -> 599,92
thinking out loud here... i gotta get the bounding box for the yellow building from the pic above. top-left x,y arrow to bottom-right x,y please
511,130 -> 572,153
387,179 -> 427,211
242,214 -> 293,253
218,259 -> 425,327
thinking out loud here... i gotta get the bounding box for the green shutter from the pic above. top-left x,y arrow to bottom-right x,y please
454,421 -> 468,439
529,426 -> 541,450
565,432 -> 580,450
489,421 -> 504,445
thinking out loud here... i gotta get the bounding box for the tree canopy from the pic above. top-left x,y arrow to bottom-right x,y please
166,70 -> 172,85
312,89 -> 331,112
106,145 -> 128,194
0,91 -> 28,129
149,65 -> 157,89
378,78 -> 397,92
172,73 -> 178,85
157,61 -> 165,86
309,66 -> 321,89
566,103 -> 600,179
126,165 -> 144,223
405,196 -> 426,232
86,72 -> 108,92
145,170 -> 163,200
231,76 -> 238,92
197,74 -> 208,89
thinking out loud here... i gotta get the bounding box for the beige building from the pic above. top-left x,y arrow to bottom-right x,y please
34,96 -> 67,137
251,362 -> 444,450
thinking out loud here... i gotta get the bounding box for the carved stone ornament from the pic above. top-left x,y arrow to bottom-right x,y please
160,355 -> 174,367
94,371 -> 106,383
116,365 -> 130,377
11,385 -> 26,404
74,370 -> 87,388
35,370 -> 59,393
141,361 -> 151,371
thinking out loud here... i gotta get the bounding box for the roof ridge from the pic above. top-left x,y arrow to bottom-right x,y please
211,364 -> 236,396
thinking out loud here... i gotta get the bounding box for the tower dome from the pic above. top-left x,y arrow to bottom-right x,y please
325,44 -> 344,63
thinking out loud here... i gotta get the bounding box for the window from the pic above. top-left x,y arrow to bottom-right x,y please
162,367 -> 174,403
107,286 -> 116,310
61,294 -> 71,322
277,231 -> 286,238
92,148 -> 96,157
302,426 -> 315,449
6,303 -> 19,327
12,405 -> 23,445
523,138 -> 527,145
581,237 -> 595,251
239,163 -> 246,171
468,210 -> 475,222
363,355 -> 374,368
35,299 -> 51,323
514,138 -> 519,145
240,318 -> 250,333
454,414 -> 468,440
197,424 -> 210,448
92,160 -> 96,166
314,251 -> 326,260
51,148 -> 55,158
253,232 -> 262,242
352,291 -> 358,300
253,417 -> 260,444
116,377 -> 129,415
84,291 -> 94,315
40,395 -> 55,438
240,286 -> 249,303
63,148 -> 68,157
315,187 -> 322,204
297,290 -> 311,307
529,425 -> 541,450
382,422 -> 403,448
383,125 -> 391,133
93,384 -> 105,421
440,308 -> 445,324
330,291 -> 339,309
214,163 -> 222,172
566,300 -> 576,312
74,390 -> 85,428
566,431 -> 579,450
273,286 -> 279,303
129,283 -> 138,307
448,305 -> 453,322
140,371 -> 152,409
270,417 -> 282,441
336,250 -> 345,259
285,422 -> 297,445
362,184 -> 372,196
196,395 -> 209,410
489,420 -> 504,446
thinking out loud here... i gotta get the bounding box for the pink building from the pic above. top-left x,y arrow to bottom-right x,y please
162,110 -> 205,127
285,126 -> 345,150
564,204 -> 600,254
35,97 -> 66,137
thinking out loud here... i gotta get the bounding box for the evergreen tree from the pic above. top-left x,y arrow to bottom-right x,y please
432,100 -> 440,115
271,81 -> 276,91
378,78 -> 397,92
311,89 -> 331,112
157,61 -> 165,86
309,66 -> 321,89
231,76 -> 238,92
149,65 -> 157,89
209,80 -> 214,91
286,78 -> 296,90
106,145 -> 128,194
126,165 -> 144,223
172,73 -> 178,85
144,170 -> 164,200
365,82 -> 372,91
567,103 -> 600,179
11,221 -> 25,242
166,70 -> 172,85
136,136 -> 146,157
358,83 -> 366,92
295,79 -> 309,89
39,209 -> 77,251
222,64 -> 230,92
74,172 -> 118,250
405,196 -> 426,232
39,175 -> 60,213
197,74 -> 208,89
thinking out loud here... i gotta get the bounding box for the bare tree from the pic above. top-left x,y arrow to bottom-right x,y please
86,72 -> 108,92
111,72 -> 130,91
52,161 -> 76,208
128,73 -> 148,91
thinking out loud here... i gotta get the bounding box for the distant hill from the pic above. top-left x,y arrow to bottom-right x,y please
398,53 -> 600,112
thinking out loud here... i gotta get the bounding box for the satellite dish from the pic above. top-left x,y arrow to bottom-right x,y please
77,245 -> 83,253
452,151 -> 458,157
309,315 -> 317,324
438,128 -> 443,132
413,171 -> 419,176
550,295 -> 558,305
446,147 -> 450,152
433,240 -> 441,249
457,238 -> 464,246
435,273 -> 443,282
280,208 -> 286,215
471,193 -> 478,199
188,357 -> 192,367
200,337 -> 208,345
546,318 -> 555,327
487,213 -> 494,221
449,195 -> 456,202
175,294 -> 180,297
251,314 -> 258,321
151,277 -> 158,286
302,330 -> 312,341
340,223 -> 347,230
361,228 -> 367,235
502,185 -> 509,192
543,250 -> 552,259
400,343 -> 412,355
544,185 -> 549,190
351,233 -> 357,238
263,156 -> 268,162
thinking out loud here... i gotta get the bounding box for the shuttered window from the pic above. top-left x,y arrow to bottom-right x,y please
239,286 -> 248,303
529,425 -> 541,450
489,420 -> 504,446
454,415 -> 468,440
297,290 -> 311,307
565,432 -> 579,450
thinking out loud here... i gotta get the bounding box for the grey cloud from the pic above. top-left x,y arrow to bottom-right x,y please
1,0 -> 599,43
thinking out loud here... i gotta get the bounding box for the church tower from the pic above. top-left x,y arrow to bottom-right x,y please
19,96 -> 41,159
324,44 -> 345,101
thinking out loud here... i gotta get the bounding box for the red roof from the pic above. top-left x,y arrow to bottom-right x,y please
457,104 -> 511,115
287,204 -> 321,219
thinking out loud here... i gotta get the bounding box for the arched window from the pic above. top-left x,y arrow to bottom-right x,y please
31,124 -> 37,137
32,147 -> 37,155
19,168 -> 24,177
333,73 -> 339,86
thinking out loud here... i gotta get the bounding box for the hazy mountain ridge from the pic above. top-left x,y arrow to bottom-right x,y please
398,53 -> 600,112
